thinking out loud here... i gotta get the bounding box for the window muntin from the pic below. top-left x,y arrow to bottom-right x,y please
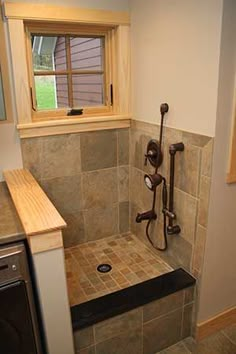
30,33 -> 106,112
25,23 -> 114,119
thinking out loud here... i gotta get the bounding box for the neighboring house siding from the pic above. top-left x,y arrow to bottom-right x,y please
54,37 -> 68,108
54,37 -> 103,108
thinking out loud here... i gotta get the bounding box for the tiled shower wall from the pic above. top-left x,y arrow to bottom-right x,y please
73,288 -> 194,354
20,121 -> 213,280
20,129 -> 130,247
130,120 -> 213,279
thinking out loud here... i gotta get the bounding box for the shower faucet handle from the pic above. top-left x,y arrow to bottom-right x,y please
144,150 -> 157,166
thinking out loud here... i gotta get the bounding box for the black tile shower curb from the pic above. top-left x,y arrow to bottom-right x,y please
71,268 -> 196,330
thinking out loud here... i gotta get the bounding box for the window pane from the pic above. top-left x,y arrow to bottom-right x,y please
70,37 -> 103,71
72,74 -> 104,107
55,75 -> 69,108
35,75 -> 68,110
0,69 -> 6,120
32,35 -> 66,71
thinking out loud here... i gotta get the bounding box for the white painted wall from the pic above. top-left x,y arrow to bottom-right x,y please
33,247 -> 75,354
130,0 -> 236,322
130,0 -> 223,137
198,0 -> 236,322
0,124 -> 22,180
0,8 -> 23,181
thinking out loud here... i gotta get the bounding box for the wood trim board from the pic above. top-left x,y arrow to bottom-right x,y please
227,89 -> 236,183
17,115 -> 131,138
7,19 -> 32,124
3,169 -> 66,236
196,306 -> 236,341
0,7 -> 14,122
28,230 -> 63,254
4,2 -> 130,25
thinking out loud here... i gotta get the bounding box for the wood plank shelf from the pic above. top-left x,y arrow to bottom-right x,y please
4,169 -> 66,236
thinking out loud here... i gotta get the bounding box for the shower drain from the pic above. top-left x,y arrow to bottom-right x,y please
97,263 -> 112,273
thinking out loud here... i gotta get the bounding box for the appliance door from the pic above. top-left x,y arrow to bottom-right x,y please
0,280 -> 37,354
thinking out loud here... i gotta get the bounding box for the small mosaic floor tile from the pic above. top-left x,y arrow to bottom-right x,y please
65,233 -> 173,306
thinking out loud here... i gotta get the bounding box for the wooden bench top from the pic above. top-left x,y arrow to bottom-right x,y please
4,169 -> 66,236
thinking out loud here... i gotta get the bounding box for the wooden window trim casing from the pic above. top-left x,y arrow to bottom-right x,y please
0,8 -> 14,123
5,2 -> 131,137
25,22 -> 114,120
227,89 -> 236,183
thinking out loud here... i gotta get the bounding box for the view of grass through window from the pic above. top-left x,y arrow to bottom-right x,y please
32,34 -> 104,111
35,76 -> 56,110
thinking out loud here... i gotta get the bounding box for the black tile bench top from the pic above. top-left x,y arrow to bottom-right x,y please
71,268 -> 196,330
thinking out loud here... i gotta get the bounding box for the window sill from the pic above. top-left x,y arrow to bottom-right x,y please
17,114 -> 131,138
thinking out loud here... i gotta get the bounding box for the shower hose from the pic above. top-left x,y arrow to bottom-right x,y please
145,176 -> 168,251
145,109 -> 168,251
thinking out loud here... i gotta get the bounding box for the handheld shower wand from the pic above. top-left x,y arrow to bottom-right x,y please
136,103 -> 169,250
136,103 -> 184,251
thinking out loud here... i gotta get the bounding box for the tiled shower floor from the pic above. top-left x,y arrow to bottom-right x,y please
65,233 -> 173,307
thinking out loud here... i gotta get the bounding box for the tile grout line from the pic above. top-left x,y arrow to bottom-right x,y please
143,305 -> 184,326
141,305 -> 144,354
181,291 -> 185,340
221,329 -> 236,346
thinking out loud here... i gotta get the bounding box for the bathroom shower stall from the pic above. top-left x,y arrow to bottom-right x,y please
20,100 -> 215,353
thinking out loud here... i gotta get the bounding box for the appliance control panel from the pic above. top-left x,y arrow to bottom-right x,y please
0,244 -> 28,287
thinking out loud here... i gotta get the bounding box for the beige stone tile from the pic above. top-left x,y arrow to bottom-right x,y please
77,346 -> 96,354
20,137 -> 42,180
94,308 -> 142,343
84,205 -> 119,241
40,175 -> 82,214
184,286 -> 195,305
96,328 -> 142,354
155,231 -> 193,271
181,303 -> 193,339
143,308 -> 182,353
157,341 -> 190,353
193,225 -> 206,272
143,291 -> 184,323
41,133 -> 81,179
80,130 -> 117,171
198,175 -> 211,227
175,144 -> 201,197
130,128 -> 144,170
62,211 -> 85,247
201,138 -> 214,177
118,128 -> 129,165
82,168 -> 118,209
84,286 -> 97,296
160,126 -> 183,179
118,166 -> 129,202
182,131 -> 211,147
174,189 -> 198,245
119,201 -> 129,234
74,326 -> 94,352
131,119 -> 160,137
130,167 -> 143,207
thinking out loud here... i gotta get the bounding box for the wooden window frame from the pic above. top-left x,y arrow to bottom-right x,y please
5,2 -> 131,137
0,7 -> 14,123
227,88 -> 236,183
25,22 -> 114,121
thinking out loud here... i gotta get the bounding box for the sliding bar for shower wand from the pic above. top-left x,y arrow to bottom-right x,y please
167,142 -> 184,235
